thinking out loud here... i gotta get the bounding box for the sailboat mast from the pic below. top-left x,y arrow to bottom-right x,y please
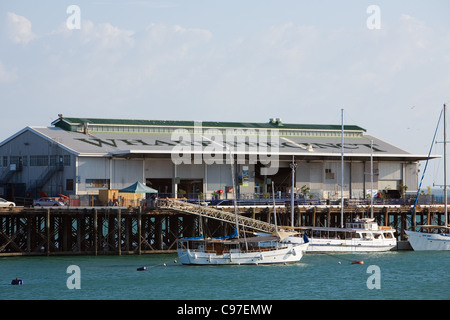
230,152 -> 239,239
290,155 -> 296,227
444,104 -> 448,226
204,134 -> 241,238
370,139 -> 374,219
272,181 -> 278,232
341,109 -> 344,228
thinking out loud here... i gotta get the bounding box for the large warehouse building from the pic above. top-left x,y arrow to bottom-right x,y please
0,115 -> 431,205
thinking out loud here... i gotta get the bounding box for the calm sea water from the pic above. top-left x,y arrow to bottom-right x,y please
1,251 -> 449,300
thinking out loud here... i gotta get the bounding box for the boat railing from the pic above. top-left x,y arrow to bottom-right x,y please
179,238 -> 289,254
187,246 -> 285,254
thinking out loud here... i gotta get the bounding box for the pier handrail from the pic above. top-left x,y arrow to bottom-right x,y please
160,198 -> 277,233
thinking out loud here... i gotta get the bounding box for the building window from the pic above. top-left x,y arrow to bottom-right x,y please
66,179 -> 74,191
64,155 -> 71,166
9,156 -> 27,168
85,179 -> 110,189
10,156 -> 20,166
325,168 -> 335,180
50,155 -> 67,167
30,155 -> 49,166
49,155 -> 57,166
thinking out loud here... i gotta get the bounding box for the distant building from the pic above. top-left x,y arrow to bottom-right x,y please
0,115 -> 431,204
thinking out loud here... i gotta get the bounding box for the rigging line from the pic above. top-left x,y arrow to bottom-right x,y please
411,108 -> 443,221
431,144 -> 442,186
276,171 -> 291,188
342,109 -> 358,127
139,254 -> 185,270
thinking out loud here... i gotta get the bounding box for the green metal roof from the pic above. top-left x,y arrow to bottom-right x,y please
52,117 -> 366,132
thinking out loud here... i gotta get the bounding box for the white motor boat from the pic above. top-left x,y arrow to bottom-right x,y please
300,111 -> 395,254
304,218 -> 397,253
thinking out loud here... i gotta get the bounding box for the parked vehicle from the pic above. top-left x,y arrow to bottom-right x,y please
0,198 -> 15,207
33,197 -> 65,207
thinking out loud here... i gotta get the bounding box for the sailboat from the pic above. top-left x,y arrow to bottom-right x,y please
405,225 -> 450,250
303,109 -> 397,253
177,231 -> 309,265
405,104 -> 450,251
176,143 -> 309,265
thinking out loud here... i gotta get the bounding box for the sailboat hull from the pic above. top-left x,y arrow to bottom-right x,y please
306,238 -> 397,253
405,230 -> 450,251
177,242 -> 308,265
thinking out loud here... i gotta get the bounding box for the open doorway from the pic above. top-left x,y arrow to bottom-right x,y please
254,163 -> 292,197
178,179 -> 203,199
146,178 -> 172,198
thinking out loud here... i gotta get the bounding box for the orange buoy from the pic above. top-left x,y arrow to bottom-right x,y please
351,260 -> 364,265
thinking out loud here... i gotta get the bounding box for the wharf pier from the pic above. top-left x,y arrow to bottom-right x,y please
0,202 -> 447,256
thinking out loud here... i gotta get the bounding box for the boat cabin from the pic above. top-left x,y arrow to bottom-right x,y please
346,218 -> 379,231
177,236 -> 285,255
303,218 -> 395,241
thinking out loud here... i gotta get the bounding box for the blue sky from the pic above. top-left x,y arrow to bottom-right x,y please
1,0 -> 450,187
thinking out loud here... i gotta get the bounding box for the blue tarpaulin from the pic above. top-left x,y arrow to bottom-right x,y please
213,229 -> 238,240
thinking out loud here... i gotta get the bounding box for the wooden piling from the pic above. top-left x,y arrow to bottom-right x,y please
137,206 -> 142,255
94,209 -> 98,256
46,209 -> 50,256
117,209 -> 121,256
312,207 -> 316,227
